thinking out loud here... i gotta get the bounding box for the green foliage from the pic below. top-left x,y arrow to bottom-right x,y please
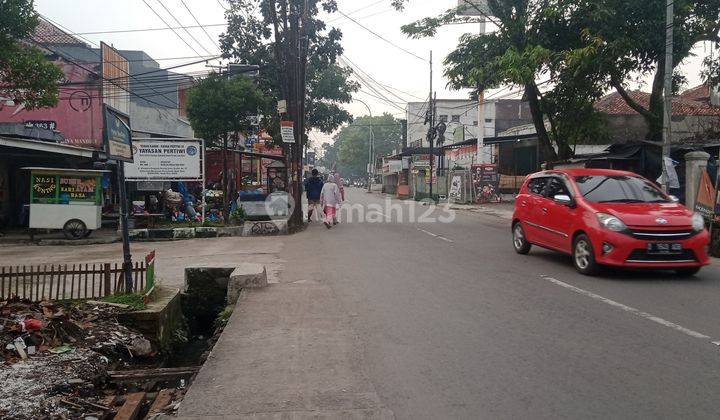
102,293 -> 146,311
185,73 -> 269,146
0,0 -> 63,109
567,0 -> 720,141
220,0 -> 359,136
230,205 -> 246,221
322,114 -> 403,177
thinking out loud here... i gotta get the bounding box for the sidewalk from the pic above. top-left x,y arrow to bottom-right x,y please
177,233 -> 392,419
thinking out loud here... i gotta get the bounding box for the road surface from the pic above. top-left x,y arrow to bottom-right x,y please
293,187 -> 720,419
179,187 -> 720,419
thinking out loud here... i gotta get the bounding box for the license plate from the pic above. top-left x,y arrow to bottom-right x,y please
647,243 -> 683,255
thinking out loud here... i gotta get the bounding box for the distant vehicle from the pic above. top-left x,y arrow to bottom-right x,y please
512,169 -> 711,276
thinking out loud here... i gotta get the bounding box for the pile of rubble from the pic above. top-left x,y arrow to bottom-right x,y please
0,298 -> 160,419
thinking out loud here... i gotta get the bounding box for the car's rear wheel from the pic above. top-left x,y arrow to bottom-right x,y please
512,222 -> 532,254
675,267 -> 701,277
573,234 -> 600,276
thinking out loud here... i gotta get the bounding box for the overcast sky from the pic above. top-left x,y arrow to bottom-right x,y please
34,0 -> 712,147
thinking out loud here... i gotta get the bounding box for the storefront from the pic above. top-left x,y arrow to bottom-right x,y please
0,135 -> 106,230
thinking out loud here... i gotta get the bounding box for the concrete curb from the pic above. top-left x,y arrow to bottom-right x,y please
227,263 -> 268,305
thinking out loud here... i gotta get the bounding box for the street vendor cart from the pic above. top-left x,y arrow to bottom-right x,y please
23,167 -> 108,239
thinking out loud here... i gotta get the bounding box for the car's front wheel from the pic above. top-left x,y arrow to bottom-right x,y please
573,234 -> 600,276
512,222 -> 532,254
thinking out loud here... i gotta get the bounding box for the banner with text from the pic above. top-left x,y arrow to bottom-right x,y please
125,139 -> 203,181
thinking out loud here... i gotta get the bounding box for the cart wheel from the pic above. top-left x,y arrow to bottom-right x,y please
63,219 -> 88,240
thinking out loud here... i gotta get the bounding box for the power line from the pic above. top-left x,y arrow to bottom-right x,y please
30,39 -> 179,109
342,55 -> 412,104
36,14 -> 182,107
154,0 -> 215,55
142,0 -> 204,57
70,24 -> 226,36
327,0 -> 386,24
335,9 -> 426,62
179,0 -> 221,50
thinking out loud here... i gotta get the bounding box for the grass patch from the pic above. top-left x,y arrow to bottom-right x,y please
102,292 -> 146,310
216,306 -> 234,326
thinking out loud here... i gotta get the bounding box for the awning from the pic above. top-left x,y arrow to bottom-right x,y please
0,135 -> 99,159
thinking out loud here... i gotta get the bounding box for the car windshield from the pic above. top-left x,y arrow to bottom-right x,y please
574,175 -> 670,203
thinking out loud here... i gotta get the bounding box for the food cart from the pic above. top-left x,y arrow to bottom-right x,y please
23,167 -> 108,239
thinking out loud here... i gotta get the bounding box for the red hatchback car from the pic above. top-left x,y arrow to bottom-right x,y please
512,169 -> 711,276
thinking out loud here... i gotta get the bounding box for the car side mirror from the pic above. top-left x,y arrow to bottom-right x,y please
669,195 -> 680,203
554,194 -> 574,207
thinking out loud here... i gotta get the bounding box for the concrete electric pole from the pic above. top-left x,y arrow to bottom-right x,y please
661,0 -> 674,192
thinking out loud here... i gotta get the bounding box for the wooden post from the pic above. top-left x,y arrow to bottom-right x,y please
103,263 -> 111,297
22,265 -> 26,299
61,264 -> 68,300
28,266 -> 34,301
40,264 -> 52,301
45,265 -> 52,301
1,266 -> 5,300
91,264 -> 96,299
15,266 -> 19,298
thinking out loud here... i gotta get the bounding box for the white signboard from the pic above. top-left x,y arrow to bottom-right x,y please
280,121 -> 295,143
125,139 -> 203,181
457,0 -> 490,15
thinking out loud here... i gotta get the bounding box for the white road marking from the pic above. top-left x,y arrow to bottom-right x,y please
417,228 -> 437,237
541,276 -> 714,341
416,227 -> 454,243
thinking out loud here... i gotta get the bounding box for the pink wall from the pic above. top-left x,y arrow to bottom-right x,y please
0,60 -> 103,150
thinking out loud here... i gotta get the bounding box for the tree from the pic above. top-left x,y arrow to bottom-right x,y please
568,0 -> 720,142
186,73 -> 269,220
393,0 -> 604,161
328,114 -> 404,177
0,0 -> 63,109
220,0 -> 359,226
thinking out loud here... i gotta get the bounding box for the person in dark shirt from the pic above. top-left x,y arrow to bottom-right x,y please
303,169 -> 324,222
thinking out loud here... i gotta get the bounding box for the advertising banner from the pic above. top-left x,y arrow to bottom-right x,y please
695,169 -> 718,221
125,139 -> 203,181
472,164 -> 501,203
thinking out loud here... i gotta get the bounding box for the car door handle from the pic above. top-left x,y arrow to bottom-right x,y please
521,201 -> 527,207
541,208 -> 548,213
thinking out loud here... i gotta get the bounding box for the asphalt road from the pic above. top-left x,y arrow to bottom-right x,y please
297,187 -> 720,419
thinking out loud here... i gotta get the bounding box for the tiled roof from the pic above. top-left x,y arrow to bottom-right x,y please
31,19 -> 86,46
595,90 -> 720,117
679,84 -> 711,103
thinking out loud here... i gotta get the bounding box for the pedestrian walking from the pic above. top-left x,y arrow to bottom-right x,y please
336,173 -> 346,201
320,174 -> 343,229
304,168 -> 324,222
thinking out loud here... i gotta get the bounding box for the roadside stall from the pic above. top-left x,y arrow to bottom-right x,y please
123,138 -> 205,227
237,147 -> 288,220
23,167 -> 108,239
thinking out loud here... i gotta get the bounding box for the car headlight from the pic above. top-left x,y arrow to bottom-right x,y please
596,213 -> 628,232
692,213 -> 705,232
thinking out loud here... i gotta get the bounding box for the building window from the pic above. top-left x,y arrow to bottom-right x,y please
451,115 -> 460,123
438,115 -> 448,123
473,121 -> 478,126
485,118 -> 493,123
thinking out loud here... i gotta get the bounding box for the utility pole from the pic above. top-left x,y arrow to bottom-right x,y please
661,0 -> 674,192
427,51 -> 435,200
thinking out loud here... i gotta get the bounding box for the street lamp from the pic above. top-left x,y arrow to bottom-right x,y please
354,99 -> 375,192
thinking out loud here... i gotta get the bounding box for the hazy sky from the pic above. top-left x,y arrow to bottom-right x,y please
34,0 -> 712,146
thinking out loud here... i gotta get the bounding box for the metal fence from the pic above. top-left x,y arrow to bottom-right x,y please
0,262 -> 147,301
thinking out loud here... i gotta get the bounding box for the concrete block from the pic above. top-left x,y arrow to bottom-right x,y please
173,227 -> 196,239
194,227 -> 218,238
242,220 -> 288,236
216,226 -> 244,237
149,228 -> 174,240
128,229 -> 149,240
227,263 -> 267,304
